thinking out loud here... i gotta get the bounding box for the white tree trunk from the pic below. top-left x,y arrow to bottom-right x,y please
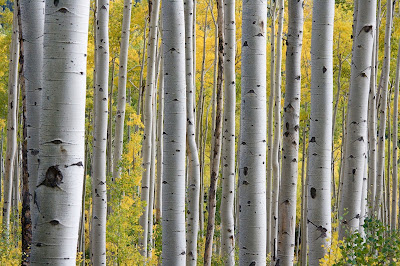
375,0 -> 393,216
367,30 -> 378,215
391,38 -> 400,230
139,0 -> 160,256
184,0 -> 201,264
91,0 -> 109,264
271,0 -> 283,261
112,0 -> 132,182
266,1 -> 276,256
30,0 -> 90,263
2,6 -> 19,237
161,0 -> 187,263
277,0 -> 304,264
239,0 -> 267,264
307,0 -> 334,264
155,49 -> 164,223
220,0 -> 235,263
338,0 -> 376,238
20,0 -> 45,231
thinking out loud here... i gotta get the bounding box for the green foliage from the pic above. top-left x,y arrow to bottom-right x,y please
323,218 -> 400,265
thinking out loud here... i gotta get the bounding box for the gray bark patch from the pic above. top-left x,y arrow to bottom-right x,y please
43,166 -> 63,188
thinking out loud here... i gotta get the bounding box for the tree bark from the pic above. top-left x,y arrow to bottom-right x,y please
271,0 -> 284,261
19,0 -> 44,261
307,0 -> 334,264
184,0 -> 201,264
30,1 -> 90,263
139,0 -> 160,256
2,4 -> 19,238
91,0 -> 110,264
338,0 -> 376,238
112,0 -> 133,182
239,0 -> 267,264
391,38 -> 400,230
266,1 -> 276,256
277,1 -> 304,264
204,0 -> 224,264
375,0 -> 393,216
161,0 -> 187,263
220,0 -> 236,263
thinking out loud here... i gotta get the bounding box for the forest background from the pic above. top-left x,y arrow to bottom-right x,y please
0,0 -> 400,265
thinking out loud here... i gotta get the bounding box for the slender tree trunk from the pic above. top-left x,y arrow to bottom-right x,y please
107,58 -> 115,180
338,0 -> 376,238
184,0 -> 201,264
368,29 -> 378,215
271,0 -> 284,261
30,1 -> 90,263
91,0 -> 109,264
375,0 -> 394,216
147,92 -> 157,256
204,0 -> 224,264
161,0 -> 187,263
300,105 -> 308,266
2,5 -> 19,238
139,0 -> 160,256
220,0 -> 236,263
266,1 -> 276,256
155,49 -> 164,224
386,97 -> 392,226
239,0 -> 267,264
19,0 -> 44,261
277,1 -> 304,264
391,38 -> 400,230
307,0 -> 334,264
112,0 -> 133,182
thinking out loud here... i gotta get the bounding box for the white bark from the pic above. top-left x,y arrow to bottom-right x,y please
91,0 -> 109,264
20,0 -> 45,229
139,0 -> 160,256
277,0 -> 304,264
2,6 -> 19,237
30,0 -> 90,263
307,0 -> 334,264
266,0 -> 276,256
220,0 -> 235,263
112,0 -> 132,182
367,30 -> 378,215
161,0 -> 187,263
239,0 -> 267,264
184,0 -> 200,264
338,0 -> 376,238
375,0 -> 393,215
155,49 -> 164,223
271,0 -> 283,261
391,38 -> 400,230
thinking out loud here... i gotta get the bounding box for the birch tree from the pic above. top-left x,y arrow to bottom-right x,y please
139,0 -> 160,256
220,0 -> 235,263
30,0 -> 90,263
391,38 -> 400,230
307,0 -> 334,263
375,0 -> 394,217
2,5 -> 19,238
161,0 -> 187,263
204,0 -> 224,264
239,0 -> 267,264
338,0 -> 376,238
277,0 -> 304,264
184,0 -> 201,264
271,0 -> 283,261
19,0 -> 45,235
112,0 -> 132,182
91,0 -> 109,263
